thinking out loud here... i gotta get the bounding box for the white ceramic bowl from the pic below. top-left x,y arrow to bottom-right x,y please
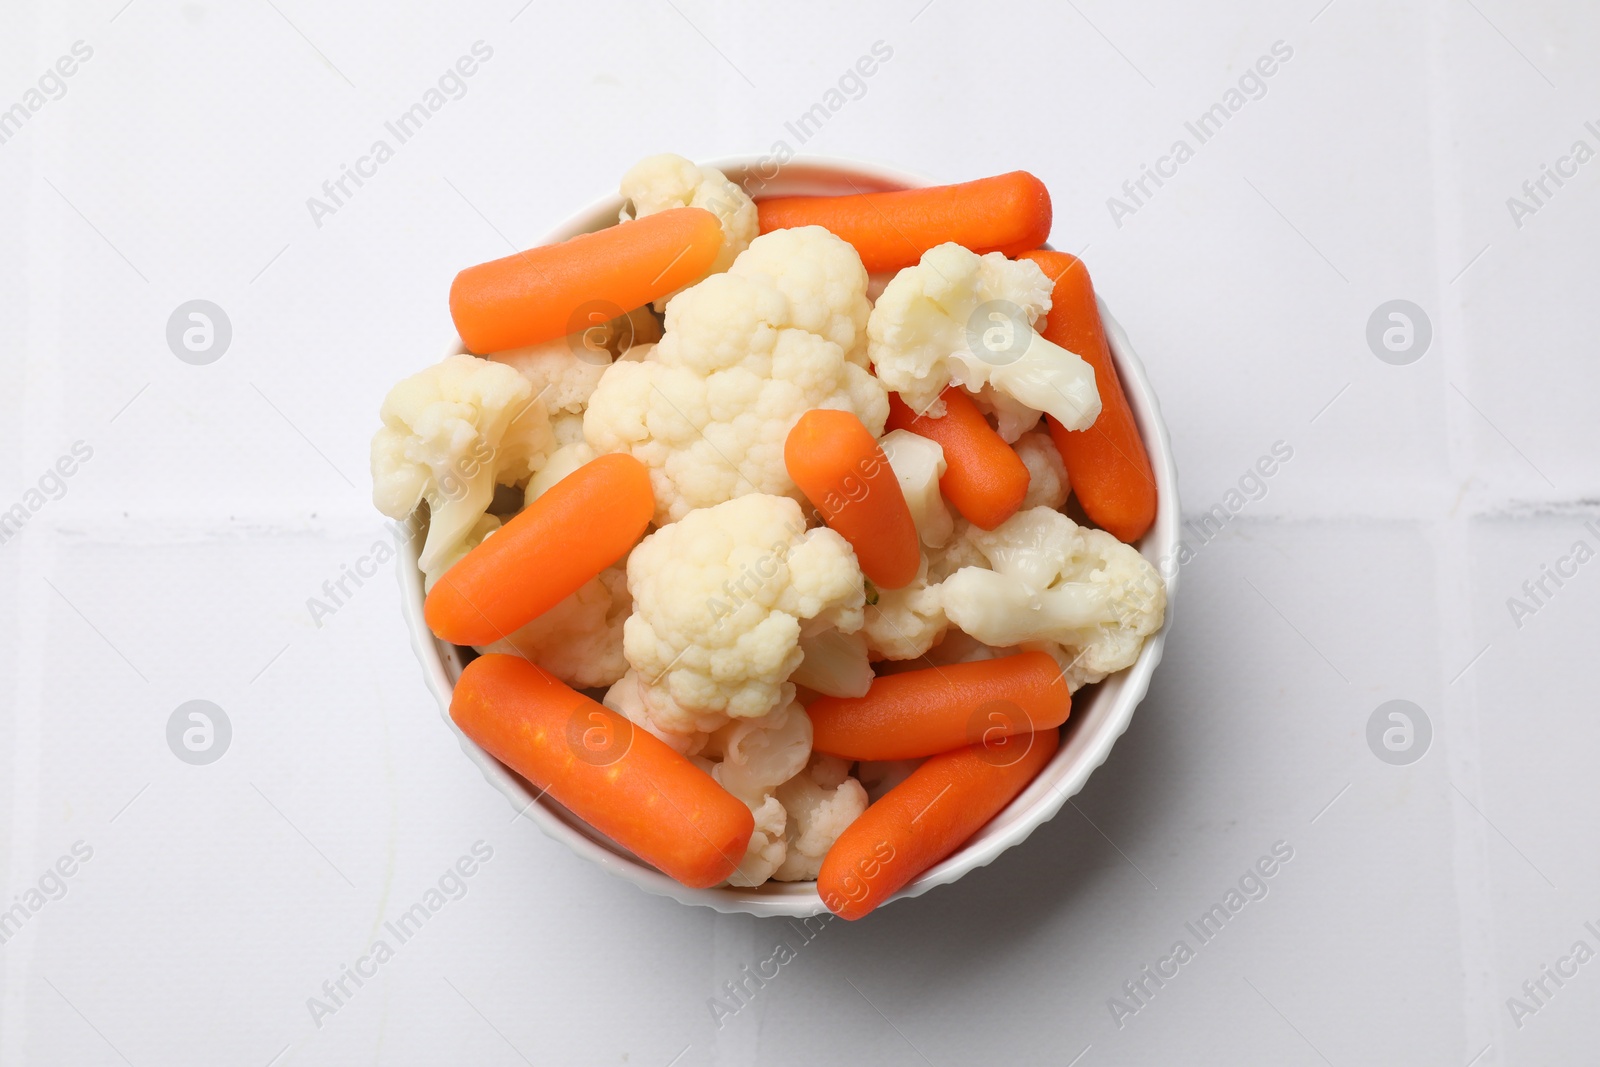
398,156 -> 1181,918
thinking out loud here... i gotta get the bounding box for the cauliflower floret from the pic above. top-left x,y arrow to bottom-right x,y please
729,227 -> 871,365
494,342 -> 607,416
480,565 -> 630,689
371,354 -> 554,575
584,272 -> 888,525
620,153 -> 758,294
708,700 -> 813,886
929,519 -> 988,579
861,559 -> 946,661
730,796 -> 788,887
871,629 -> 1010,677
773,754 -> 869,882
602,670 -> 709,756
972,383 -> 1042,443
489,307 -> 661,415
1015,430 -> 1071,511
879,429 -> 953,549
866,243 -> 1101,431
710,699 -> 813,805
623,494 -> 866,732
524,441 -> 597,505
942,507 -> 1164,691
859,522 -> 983,661
549,412 -> 587,446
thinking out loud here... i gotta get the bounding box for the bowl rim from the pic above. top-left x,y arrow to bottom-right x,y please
396,154 -> 1181,918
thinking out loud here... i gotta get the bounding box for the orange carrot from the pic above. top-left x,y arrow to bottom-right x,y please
784,409 -> 920,590
426,454 -> 653,646
885,388 -> 1029,530
450,207 -> 723,355
451,655 -> 753,888
817,726 -> 1060,919
809,651 -> 1069,761
756,172 -> 1052,273
1020,250 -> 1156,543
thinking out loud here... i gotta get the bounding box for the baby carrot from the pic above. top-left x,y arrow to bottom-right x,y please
756,172 -> 1052,273
451,655 -> 754,888
784,409 -> 920,590
425,454 -> 653,646
817,726 -> 1060,920
885,388 -> 1029,530
809,651 -> 1069,761
450,207 -> 722,355
1019,250 -> 1156,543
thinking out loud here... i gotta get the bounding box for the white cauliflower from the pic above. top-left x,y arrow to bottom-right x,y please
942,507 -> 1164,691
524,441 -> 597,505
603,670 -> 709,756
1015,430 -> 1071,511
773,754 -> 868,881
480,566 -> 630,689
859,521 -> 985,662
731,796 -> 788,888
623,494 -> 866,733
549,411 -> 587,446
495,346 -> 607,415
711,700 -> 813,805
708,699 -> 813,886
791,627 -> 873,697
620,153 -> 758,291
866,243 -> 1101,431
729,227 -> 871,365
371,354 -> 554,575
860,561 -> 947,662
584,271 -> 888,525
972,383 -> 1042,443
930,519 -> 988,579
879,428 -> 953,549
489,307 -> 661,415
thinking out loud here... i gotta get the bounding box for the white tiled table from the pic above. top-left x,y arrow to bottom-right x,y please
4,1 -> 1597,1063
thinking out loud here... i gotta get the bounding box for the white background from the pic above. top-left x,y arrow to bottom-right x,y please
3,0 -> 1598,1063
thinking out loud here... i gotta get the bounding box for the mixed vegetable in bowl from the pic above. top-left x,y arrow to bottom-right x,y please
371,154 -> 1166,919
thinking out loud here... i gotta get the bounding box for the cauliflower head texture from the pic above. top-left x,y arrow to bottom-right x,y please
942,507 -> 1164,691
371,354 -> 553,575
729,226 -> 872,366
480,565 -> 630,689
620,153 -> 758,285
1015,430 -> 1071,511
772,754 -> 868,882
584,271 -> 888,525
602,670 -> 708,757
866,243 -> 1101,432
707,712 -> 868,885
709,698 -> 813,886
623,494 -> 867,733
489,306 -> 661,415
857,518 -> 984,662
